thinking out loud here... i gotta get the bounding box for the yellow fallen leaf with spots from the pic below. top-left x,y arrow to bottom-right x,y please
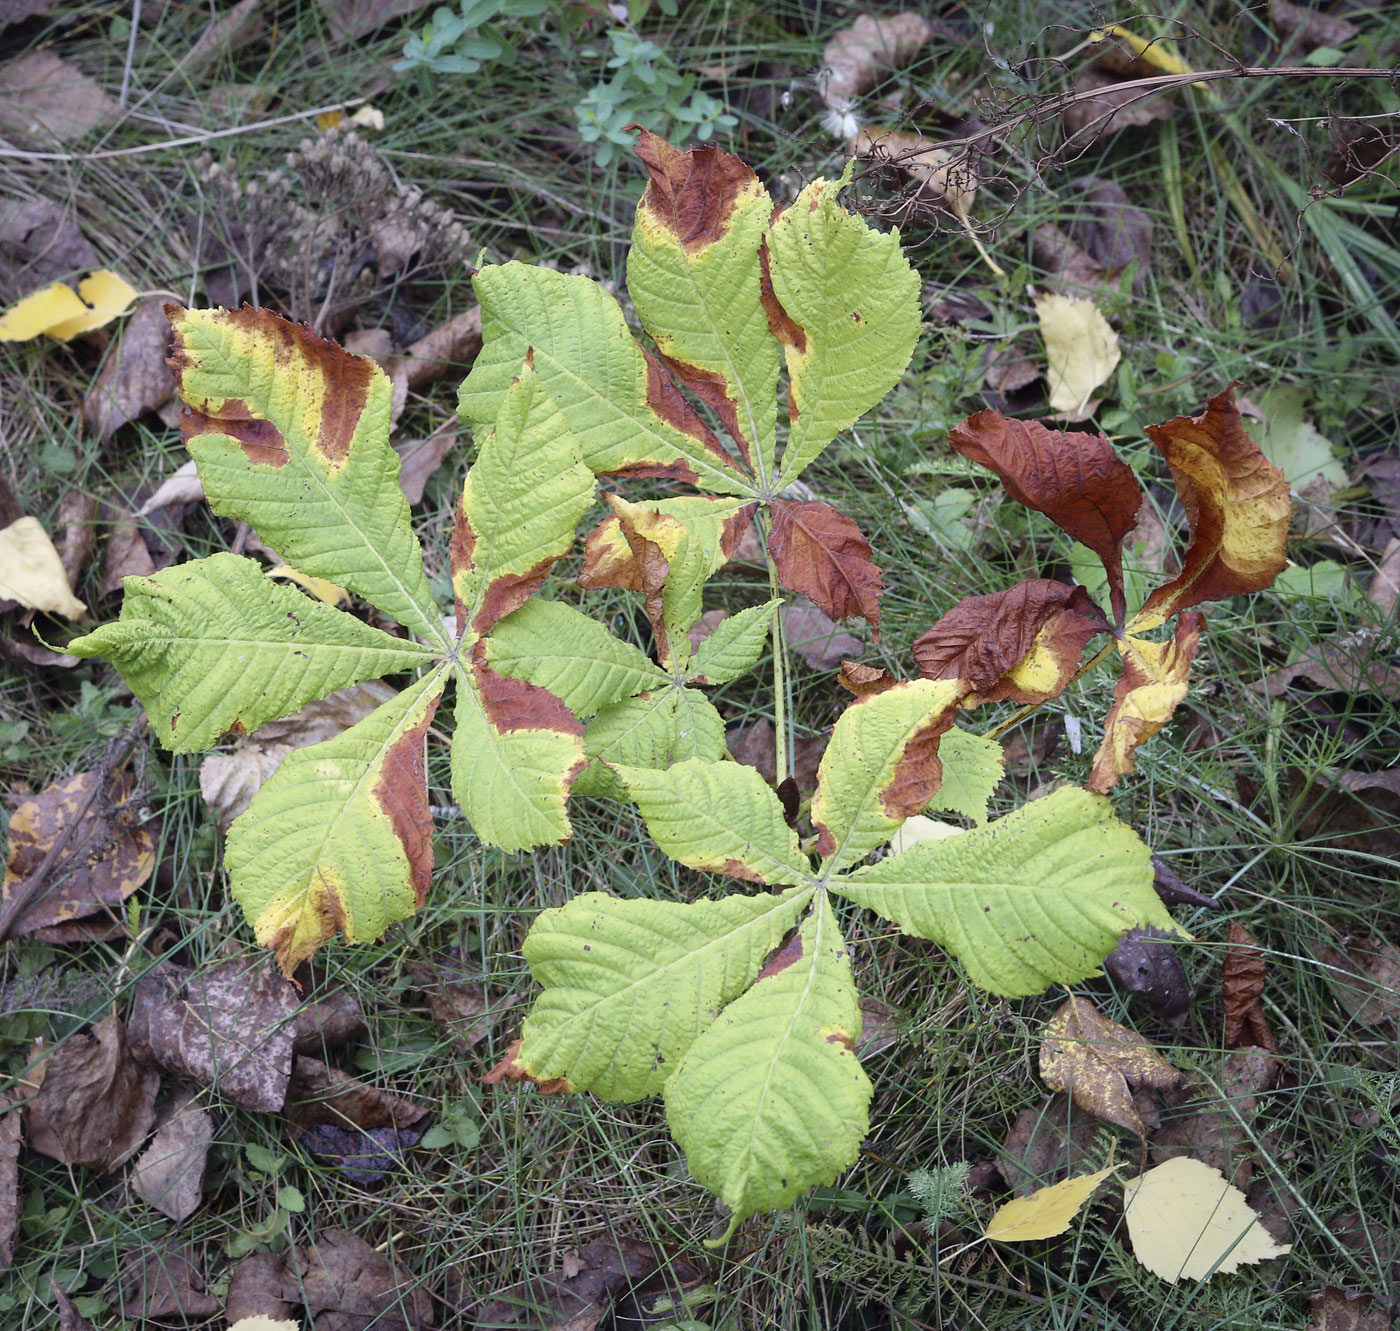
0,270 -> 139,342
1123,1156 -> 1290,1281
0,516 -> 87,618
985,1165 -> 1119,1242
1035,293 -> 1121,420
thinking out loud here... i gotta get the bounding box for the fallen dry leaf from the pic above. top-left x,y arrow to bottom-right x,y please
0,50 -> 118,146
821,12 -> 938,112
117,1245 -> 220,1321
1035,293 -> 1121,420
1222,922 -> 1278,1051
23,1015 -> 158,1172
1,770 -> 154,938
130,1089 -> 213,1223
1065,177 -> 1153,290
1270,0 -> 1358,51
226,1253 -> 296,1325
396,429 -> 457,505
406,957 -> 515,1054
291,990 -> 369,1055
1063,64 -> 1173,143
998,1094 -> 1103,1196
1032,222 -> 1110,293
1103,927 -> 1192,1019
82,298 -> 177,439
401,307 -> 482,389
1039,995 -> 1188,1137
1369,537 -> 1400,617
0,1103 -> 19,1269
852,127 -> 976,222
177,0 -> 263,75
473,1233 -> 683,1331
55,491 -> 97,591
0,196 -> 98,305
0,270 -> 137,342
0,517 -> 87,618
1258,629 -> 1400,702
780,600 -> 865,672
51,1280 -> 95,1331
200,682 -> 390,832
1307,1285 -> 1393,1331
319,0 -> 436,43
1315,937 -> 1400,1029
128,960 -> 299,1112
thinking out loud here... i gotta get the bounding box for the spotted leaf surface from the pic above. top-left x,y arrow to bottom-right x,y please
665,894 -> 872,1243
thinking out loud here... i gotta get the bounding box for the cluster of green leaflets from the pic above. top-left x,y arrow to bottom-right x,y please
70,134 -> 1179,1237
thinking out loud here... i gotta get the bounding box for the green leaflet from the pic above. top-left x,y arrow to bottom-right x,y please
484,599 -> 668,718
575,688 -> 727,798
67,554 -> 436,752
811,679 -> 966,874
628,130 -> 781,482
516,885 -> 814,1101
616,758 -> 810,885
694,600 -> 780,684
767,169 -> 923,489
665,893 -> 871,1243
833,786 -> 1180,997
169,307 -> 444,647
227,668 -> 446,974
458,263 -> 753,496
925,728 -> 1006,827
452,366 -> 596,639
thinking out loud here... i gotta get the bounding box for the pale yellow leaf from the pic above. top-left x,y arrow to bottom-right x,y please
888,814 -> 964,854
1034,293 -> 1121,419
46,271 -> 139,340
1123,1156 -> 1290,1282
0,516 -> 87,619
986,1165 -> 1119,1242
267,564 -> 350,608
0,270 -> 138,342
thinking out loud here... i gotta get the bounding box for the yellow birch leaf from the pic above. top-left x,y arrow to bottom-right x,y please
1123,1156 -> 1291,1282
267,563 -> 350,608
1035,294 -> 1121,420
0,516 -> 87,619
0,271 -> 138,342
985,1165 -> 1119,1242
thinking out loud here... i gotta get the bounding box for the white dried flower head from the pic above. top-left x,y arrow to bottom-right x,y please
820,98 -> 860,140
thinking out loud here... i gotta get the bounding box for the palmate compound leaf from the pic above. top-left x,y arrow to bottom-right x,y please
1123,1156 -> 1290,1282
68,554 -> 437,752
512,884 -> 815,1101
833,786 -> 1181,997
665,893 -> 872,1243
168,306 -> 446,648
810,678 -> 967,874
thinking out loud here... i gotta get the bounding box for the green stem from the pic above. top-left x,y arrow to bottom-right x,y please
758,507 -> 790,785
984,638 -> 1119,743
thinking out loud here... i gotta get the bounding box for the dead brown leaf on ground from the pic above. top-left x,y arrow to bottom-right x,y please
51,1280 -> 95,1331
1064,177 -> 1153,290
292,990 -> 369,1055
1315,937 -> 1400,1029
1039,995 -> 1188,1136
117,1245 -> 220,1322
1270,0 -> 1358,52
1368,537 -> 1400,617
128,960 -> 299,1112
401,307 -> 483,388
781,601 -> 864,672
821,12 -> 940,108
1223,922 -> 1278,1052
55,491 -> 97,591
0,50 -> 118,146
83,299 -> 177,440
0,1101 -> 20,1269
1031,222 -> 1110,293
998,1094 -> 1102,1196
0,197 -> 98,303
1103,927 -> 1192,1019
406,956 -> 516,1054
100,510 -> 157,592
235,1228 -> 433,1329
320,0 -> 436,43
23,1015 -> 158,1172
0,0 -> 59,28
474,1233 -> 689,1331
983,343 -> 1040,396
130,1089 -> 213,1223
0,771 -> 154,939
200,682 -> 390,832
396,428 -> 457,505
851,126 -> 977,223
1307,1285 -> 1394,1331
1257,629 -> 1400,701
177,0 -> 263,75
0,632 -> 80,672
726,718 -> 826,792
1063,65 -> 1173,144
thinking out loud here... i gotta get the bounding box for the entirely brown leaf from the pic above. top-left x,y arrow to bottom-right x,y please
50,1280 -> 95,1331
0,196 -> 98,304
0,51 -> 118,147
781,601 -> 864,672
130,1090 -> 212,1223
283,1229 -> 434,1329
1088,611 -> 1203,793
1063,65 -> 1173,143
769,499 -> 882,632
837,661 -> 897,696
127,960 -> 299,1112
1103,927 -> 1192,1019
1315,938 -> 1400,1029
56,491 -> 97,591
291,990 -> 369,1055
473,1233 -> 669,1331
821,12 -> 938,105
1039,995 -> 1188,1137
1256,629 -> 1400,702
117,1246 -> 220,1321
177,0 -> 263,74
0,770 -> 155,936
1065,177 -> 1153,291
999,1094 -> 1102,1196
82,298 -> 177,439
950,410 -> 1142,622
1031,222 -> 1110,293
0,1103 -> 19,1269
23,1015 -> 158,1171
1270,0 -> 1358,50
727,718 -> 777,784
1138,386 -> 1292,627
913,579 -> 1102,703
406,957 -> 516,1054
319,0 -> 435,42
396,429 -> 456,505
852,127 -> 977,222
226,1252 -> 296,1324
1307,1286 -> 1393,1331
402,307 -> 482,389
1369,536 -> 1400,617
1223,922 -> 1278,1052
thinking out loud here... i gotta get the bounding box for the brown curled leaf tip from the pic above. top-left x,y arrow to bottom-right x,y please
634,129 -> 757,252
372,695 -> 440,908
482,1039 -> 572,1094
755,932 -> 804,981
838,662 -> 898,696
